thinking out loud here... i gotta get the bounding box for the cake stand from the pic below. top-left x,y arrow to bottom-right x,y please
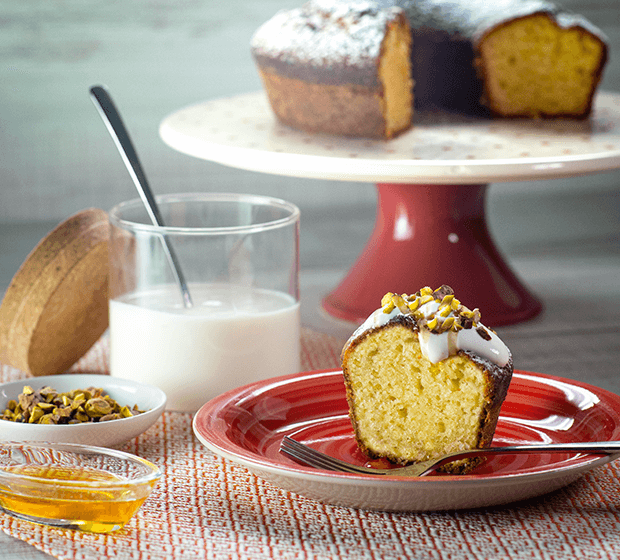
160,91 -> 620,326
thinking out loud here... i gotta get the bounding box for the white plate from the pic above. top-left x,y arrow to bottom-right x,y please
0,374 -> 166,448
160,91 -> 620,184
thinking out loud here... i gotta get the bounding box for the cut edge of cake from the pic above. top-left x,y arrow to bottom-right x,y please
475,10 -> 609,119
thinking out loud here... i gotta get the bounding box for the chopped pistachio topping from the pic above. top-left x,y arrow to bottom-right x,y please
1,386 -> 146,425
381,285 -> 482,334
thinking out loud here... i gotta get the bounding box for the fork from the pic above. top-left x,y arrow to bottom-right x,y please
280,436 -> 620,477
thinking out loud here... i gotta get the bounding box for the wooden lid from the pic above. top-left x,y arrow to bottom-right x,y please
0,209 -> 110,376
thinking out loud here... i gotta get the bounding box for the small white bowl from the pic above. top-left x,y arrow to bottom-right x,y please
0,374 -> 166,448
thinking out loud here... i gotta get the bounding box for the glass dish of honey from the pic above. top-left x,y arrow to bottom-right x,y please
0,441 -> 161,533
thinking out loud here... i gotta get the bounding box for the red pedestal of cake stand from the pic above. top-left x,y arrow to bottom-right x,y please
322,182 -> 543,327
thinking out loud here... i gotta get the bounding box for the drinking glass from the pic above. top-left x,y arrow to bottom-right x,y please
108,192 -> 300,411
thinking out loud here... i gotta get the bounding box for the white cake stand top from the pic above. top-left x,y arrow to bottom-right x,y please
160,91 -> 620,185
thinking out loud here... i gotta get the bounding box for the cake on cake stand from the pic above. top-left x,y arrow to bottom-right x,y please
160,91 -> 620,326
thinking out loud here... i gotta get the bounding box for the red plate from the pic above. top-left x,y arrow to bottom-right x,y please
193,370 -> 620,511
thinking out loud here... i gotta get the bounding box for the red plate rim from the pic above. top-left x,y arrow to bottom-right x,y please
193,369 -> 620,483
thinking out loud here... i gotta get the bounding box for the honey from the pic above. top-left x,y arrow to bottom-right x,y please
0,464 -> 153,533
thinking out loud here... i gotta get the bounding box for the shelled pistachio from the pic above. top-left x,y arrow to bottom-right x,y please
1,385 -> 145,424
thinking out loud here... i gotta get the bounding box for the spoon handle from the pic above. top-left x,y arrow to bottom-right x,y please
90,85 -> 193,308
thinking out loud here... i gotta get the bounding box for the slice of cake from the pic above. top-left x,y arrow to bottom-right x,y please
341,286 -> 513,474
250,0 -> 413,139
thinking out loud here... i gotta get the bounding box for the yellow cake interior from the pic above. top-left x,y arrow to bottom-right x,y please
378,20 -> 414,138
345,323 -> 489,464
479,13 -> 606,117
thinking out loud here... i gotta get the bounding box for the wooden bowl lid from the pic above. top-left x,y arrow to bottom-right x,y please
0,208 -> 110,376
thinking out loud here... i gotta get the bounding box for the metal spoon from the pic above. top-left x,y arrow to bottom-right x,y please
90,84 -> 193,308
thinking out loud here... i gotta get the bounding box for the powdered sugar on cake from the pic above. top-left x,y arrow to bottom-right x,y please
251,0 -> 404,69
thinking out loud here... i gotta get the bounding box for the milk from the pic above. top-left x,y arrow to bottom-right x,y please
109,284 -> 300,411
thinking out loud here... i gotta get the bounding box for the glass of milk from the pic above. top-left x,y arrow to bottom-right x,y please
108,193 -> 300,412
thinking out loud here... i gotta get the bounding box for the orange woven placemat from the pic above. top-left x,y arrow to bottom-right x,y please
2,329 -> 620,560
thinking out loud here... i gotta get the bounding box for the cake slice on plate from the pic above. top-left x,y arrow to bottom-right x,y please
341,286 -> 513,474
